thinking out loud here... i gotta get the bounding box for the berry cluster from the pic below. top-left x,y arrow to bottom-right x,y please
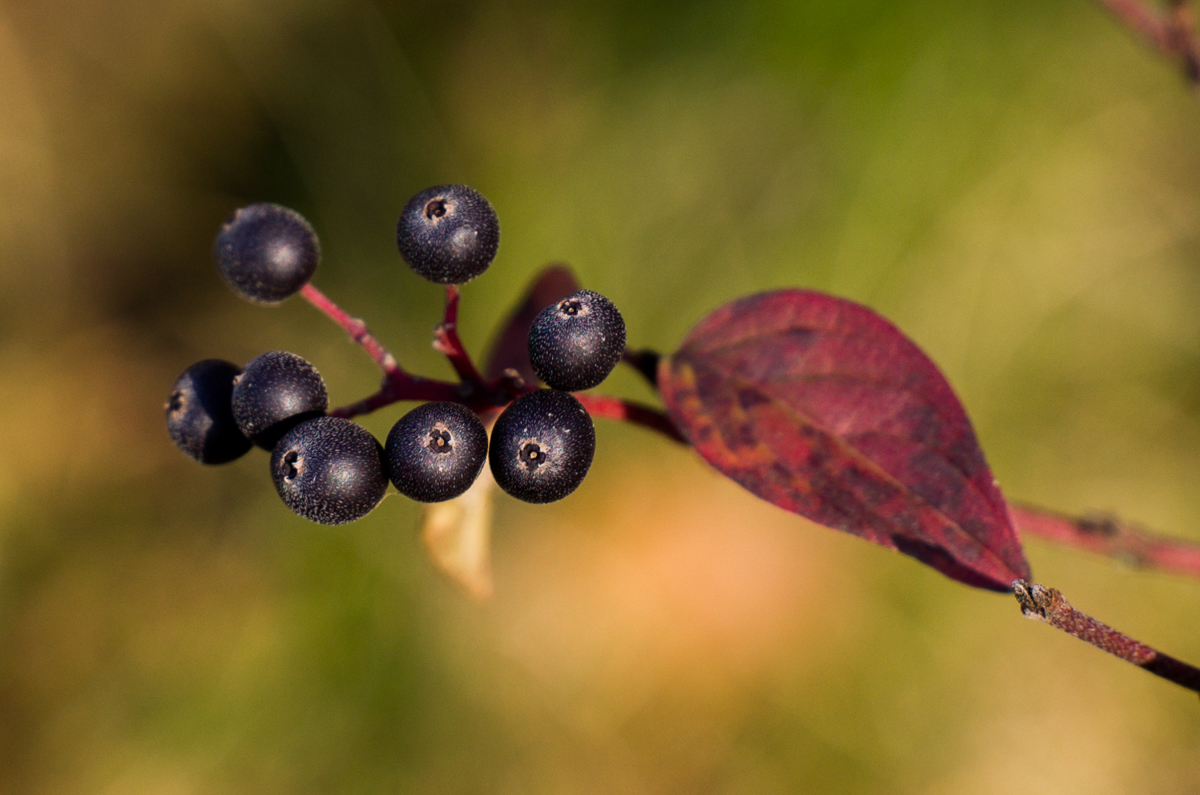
166,186 -> 627,524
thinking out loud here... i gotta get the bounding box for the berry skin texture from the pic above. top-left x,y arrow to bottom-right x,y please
489,389 -> 596,504
528,289 -> 627,392
386,402 -> 489,503
214,203 -> 320,304
271,416 -> 388,525
165,359 -> 252,464
395,184 -> 500,284
231,351 -> 328,449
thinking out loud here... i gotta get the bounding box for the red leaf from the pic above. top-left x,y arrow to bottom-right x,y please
484,264 -> 580,383
659,290 -> 1031,592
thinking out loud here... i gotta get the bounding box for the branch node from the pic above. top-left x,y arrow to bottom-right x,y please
1012,579 -> 1062,621
500,367 -> 525,391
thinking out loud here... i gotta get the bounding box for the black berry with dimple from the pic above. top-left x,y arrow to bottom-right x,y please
386,402 -> 489,503
271,416 -> 388,525
489,389 -> 596,504
231,351 -> 328,449
214,203 -> 320,304
395,185 -> 500,284
165,359 -> 252,464
528,289 -> 626,392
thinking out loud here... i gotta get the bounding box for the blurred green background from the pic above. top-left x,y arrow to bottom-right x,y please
2,0 -> 1200,791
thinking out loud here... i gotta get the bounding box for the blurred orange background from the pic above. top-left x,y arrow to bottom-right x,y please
1,1 -> 1199,792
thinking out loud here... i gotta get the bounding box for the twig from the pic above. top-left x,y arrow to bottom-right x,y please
327,379 -> 466,419
302,282 -> 471,416
1013,580 -> 1200,696
1094,0 -> 1200,85
574,393 -> 687,444
1012,503 -> 1200,579
1168,0 -> 1200,80
300,283 -> 402,376
1097,0 -> 1173,49
300,281 -> 686,441
433,285 -> 488,386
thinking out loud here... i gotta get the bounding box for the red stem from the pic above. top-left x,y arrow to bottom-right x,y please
1097,0 -> 1173,48
1013,580 -> 1200,697
300,283 -> 402,377
574,393 -> 687,444
433,285 -> 488,386
1012,503 -> 1200,580
300,281 -> 685,441
1094,0 -> 1200,84
327,379 -> 467,419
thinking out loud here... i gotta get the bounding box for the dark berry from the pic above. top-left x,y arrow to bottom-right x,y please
231,351 -> 328,449
528,289 -> 626,392
489,390 -> 596,504
395,184 -> 500,284
270,417 -> 388,525
386,402 -> 489,503
165,359 -> 252,464
214,203 -> 320,304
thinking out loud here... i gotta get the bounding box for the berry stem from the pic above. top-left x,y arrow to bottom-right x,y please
301,281 -> 473,418
300,283 -> 403,376
328,377 -> 466,419
1011,503 -> 1200,580
1012,580 -> 1200,697
434,285 -> 488,386
300,280 -> 685,440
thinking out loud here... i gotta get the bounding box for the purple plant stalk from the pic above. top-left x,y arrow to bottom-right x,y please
1012,504 -> 1200,580
299,281 -> 683,438
1094,0 -> 1200,83
1013,580 -> 1200,697
433,285 -> 488,387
